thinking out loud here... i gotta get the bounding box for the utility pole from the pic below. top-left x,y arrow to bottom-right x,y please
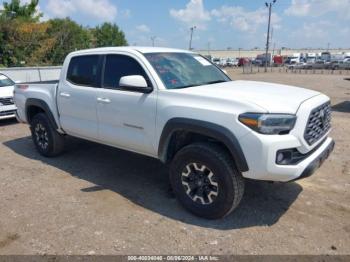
151,36 -> 156,47
189,26 -> 196,50
264,0 -> 277,72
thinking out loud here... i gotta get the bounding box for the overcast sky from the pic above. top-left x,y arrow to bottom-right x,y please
2,0 -> 350,50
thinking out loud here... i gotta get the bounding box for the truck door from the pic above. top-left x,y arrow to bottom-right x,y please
57,55 -> 101,140
96,54 -> 157,157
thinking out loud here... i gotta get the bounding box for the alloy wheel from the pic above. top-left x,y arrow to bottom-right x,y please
181,163 -> 219,205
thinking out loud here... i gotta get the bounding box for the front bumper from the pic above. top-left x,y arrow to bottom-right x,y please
240,132 -> 334,182
292,139 -> 334,181
0,105 -> 17,120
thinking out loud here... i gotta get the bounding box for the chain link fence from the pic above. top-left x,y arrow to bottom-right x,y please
241,64 -> 350,75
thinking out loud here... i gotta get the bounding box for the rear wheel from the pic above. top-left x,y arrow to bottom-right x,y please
30,113 -> 65,157
170,143 -> 245,219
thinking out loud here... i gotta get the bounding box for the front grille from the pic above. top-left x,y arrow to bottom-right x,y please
0,97 -> 14,106
0,110 -> 16,116
304,102 -> 331,145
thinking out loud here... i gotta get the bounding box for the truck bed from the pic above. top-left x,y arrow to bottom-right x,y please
14,80 -> 60,126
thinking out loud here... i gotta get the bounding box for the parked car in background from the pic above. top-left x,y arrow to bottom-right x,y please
342,59 -> 350,70
284,56 -> 292,65
212,57 -> 221,66
252,58 -> 263,66
238,57 -> 250,67
306,53 -> 317,64
300,60 -> 329,70
290,53 -> 305,64
273,55 -> 284,66
253,53 -> 271,67
0,73 -> 17,120
287,62 -> 307,70
226,58 -> 238,67
320,52 -> 331,63
219,58 -> 227,67
332,59 -> 350,70
331,54 -> 345,63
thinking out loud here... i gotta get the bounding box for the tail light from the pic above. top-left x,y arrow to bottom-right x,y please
16,84 -> 29,90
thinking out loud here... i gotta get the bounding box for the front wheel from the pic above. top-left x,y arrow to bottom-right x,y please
30,113 -> 65,157
170,143 -> 245,219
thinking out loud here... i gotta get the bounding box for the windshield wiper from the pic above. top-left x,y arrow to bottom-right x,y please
171,84 -> 200,89
204,80 -> 228,85
170,80 -> 227,89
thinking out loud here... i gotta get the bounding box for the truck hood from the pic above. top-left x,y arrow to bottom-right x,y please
178,80 -> 320,114
0,85 -> 14,98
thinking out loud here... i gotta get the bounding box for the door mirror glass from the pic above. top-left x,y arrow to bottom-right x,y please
119,75 -> 152,93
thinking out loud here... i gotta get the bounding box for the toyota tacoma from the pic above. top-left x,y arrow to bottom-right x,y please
14,47 -> 334,219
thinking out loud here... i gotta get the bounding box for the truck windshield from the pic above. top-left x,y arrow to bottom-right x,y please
0,74 -> 14,87
144,52 -> 230,89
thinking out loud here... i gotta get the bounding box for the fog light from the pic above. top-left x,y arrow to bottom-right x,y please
277,152 -> 284,163
276,150 -> 293,165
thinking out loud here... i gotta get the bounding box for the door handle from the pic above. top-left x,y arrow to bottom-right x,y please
60,92 -> 71,98
97,97 -> 111,104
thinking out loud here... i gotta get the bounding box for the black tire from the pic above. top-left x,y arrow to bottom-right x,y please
170,143 -> 245,219
30,113 -> 65,157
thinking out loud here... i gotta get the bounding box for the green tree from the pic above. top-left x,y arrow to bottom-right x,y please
93,22 -> 128,47
0,16 -> 13,66
1,0 -> 42,22
46,18 -> 92,65
0,19 -> 53,66
0,0 -> 43,66
0,1 -> 129,66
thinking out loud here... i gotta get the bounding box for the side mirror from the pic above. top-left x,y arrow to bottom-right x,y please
119,75 -> 152,93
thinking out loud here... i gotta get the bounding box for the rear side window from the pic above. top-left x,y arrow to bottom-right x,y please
67,55 -> 100,86
103,54 -> 149,89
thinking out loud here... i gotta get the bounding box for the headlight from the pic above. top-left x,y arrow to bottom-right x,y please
239,113 -> 296,135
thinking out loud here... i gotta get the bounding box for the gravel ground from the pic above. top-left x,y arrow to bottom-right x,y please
0,71 -> 349,255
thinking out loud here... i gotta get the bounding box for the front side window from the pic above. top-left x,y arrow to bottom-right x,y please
144,52 -> 230,89
0,74 -> 14,87
67,55 -> 100,86
103,54 -> 149,89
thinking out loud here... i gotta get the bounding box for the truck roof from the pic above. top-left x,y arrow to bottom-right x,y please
69,46 -> 193,56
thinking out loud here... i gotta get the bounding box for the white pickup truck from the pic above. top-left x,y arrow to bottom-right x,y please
14,47 -> 334,219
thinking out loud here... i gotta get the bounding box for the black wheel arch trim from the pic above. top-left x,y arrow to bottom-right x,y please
158,118 -> 249,172
25,98 -> 59,130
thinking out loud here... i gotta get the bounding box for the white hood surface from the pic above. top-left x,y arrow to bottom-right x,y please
178,80 -> 320,114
